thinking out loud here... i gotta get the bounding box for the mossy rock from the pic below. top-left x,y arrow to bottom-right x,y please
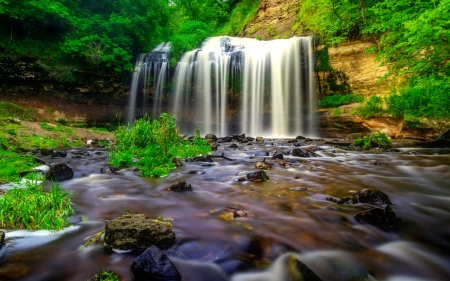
105,214 -> 176,252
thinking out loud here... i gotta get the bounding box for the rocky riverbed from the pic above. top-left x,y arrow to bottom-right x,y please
1,136 -> 450,281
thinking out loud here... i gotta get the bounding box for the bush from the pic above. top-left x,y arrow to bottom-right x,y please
386,76 -> 450,120
0,181 -> 74,230
109,113 -> 211,177
356,96 -> 384,119
353,132 -> 392,151
319,94 -> 363,108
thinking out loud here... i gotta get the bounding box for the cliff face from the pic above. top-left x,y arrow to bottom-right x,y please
0,56 -> 128,125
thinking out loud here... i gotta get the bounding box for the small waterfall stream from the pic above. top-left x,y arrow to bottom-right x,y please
127,42 -> 171,124
128,36 -> 316,137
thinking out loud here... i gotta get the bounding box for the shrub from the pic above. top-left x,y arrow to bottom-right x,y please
386,76 -> 450,120
0,181 -> 74,230
319,94 -> 363,108
355,96 -> 384,119
353,132 -> 392,151
109,113 -> 211,177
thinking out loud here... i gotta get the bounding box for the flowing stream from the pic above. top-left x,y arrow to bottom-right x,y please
1,140 -> 450,281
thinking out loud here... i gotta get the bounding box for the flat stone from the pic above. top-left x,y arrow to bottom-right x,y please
105,214 -> 176,251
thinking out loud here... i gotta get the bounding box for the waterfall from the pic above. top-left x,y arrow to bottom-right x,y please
128,37 -> 316,137
127,42 -> 171,124
171,36 -> 316,137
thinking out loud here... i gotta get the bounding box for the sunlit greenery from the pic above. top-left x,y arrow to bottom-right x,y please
353,132 -> 392,151
109,113 -> 211,177
0,181 -> 74,230
319,94 -> 363,108
355,96 -> 384,119
0,148 -> 38,183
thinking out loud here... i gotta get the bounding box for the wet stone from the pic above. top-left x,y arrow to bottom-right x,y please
354,205 -> 401,230
355,189 -> 392,205
51,150 -> 67,158
47,163 -> 74,181
188,170 -> 205,175
0,231 -> 4,249
272,153 -> 284,160
100,166 -> 119,175
105,214 -> 176,251
369,160 -> 382,166
167,181 -> 193,192
290,187 -> 307,191
255,161 -> 271,170
229,143 -> 238,149
131,245 -> 181,281
40,148 -> 54,156
205,134 -> 218,141
246,171 -> 269,182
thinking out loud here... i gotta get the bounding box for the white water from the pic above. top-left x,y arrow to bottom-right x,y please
127,42 -> 170,124
172,36 -> 316,137
128,37 -> 316,137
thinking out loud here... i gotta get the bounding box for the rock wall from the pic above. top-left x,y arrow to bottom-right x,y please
0,56 -> 129,124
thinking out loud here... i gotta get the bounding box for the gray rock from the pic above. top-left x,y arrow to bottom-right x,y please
105,214 -> 176,251
131,245 -> 181,281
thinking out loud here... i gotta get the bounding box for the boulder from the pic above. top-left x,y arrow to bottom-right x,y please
246,171 -> 269,182
290,148 -> 320,158
167,181 -> 193,192
47,163 -> 74,181
355,189 -> 392,205
51,150 -> 67,158
204,134 -> 218,141
355,205 -> 401,230
131,245 -> 181,281
105,214 -> 176,251
40,148 -> 54,156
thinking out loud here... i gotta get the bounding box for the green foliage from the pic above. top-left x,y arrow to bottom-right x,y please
319,94 -> 364,108
109,113 -> 211,178
169,21 -> 210,65
216,0 -> 261,36
386,76 -> 450,120
353,132 -> 393,151
355,96 -> 384,119
0,149 -> 38,183
0,0 -> 171,73
0,101 -> 35,121
363,0 -> 450,79
0,181 -> 74,230
91,270 -> 120,281
298,0 -> 372,44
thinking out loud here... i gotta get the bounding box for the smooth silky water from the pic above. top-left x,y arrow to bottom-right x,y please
1,141 -> 449,281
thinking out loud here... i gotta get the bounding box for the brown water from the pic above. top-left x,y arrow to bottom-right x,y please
1,139 -> 450,281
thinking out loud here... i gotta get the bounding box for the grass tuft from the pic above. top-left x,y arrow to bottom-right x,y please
0,181 -> 74,230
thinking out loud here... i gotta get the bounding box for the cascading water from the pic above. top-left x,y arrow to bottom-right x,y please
129,36 -> 316,137
172,36 -> 316,137
127,42 -> 170,124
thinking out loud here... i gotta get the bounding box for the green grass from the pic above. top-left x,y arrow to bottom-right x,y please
355,96 -> 384,119
0,148 -> 38,183
0,101 -> 36,121
353,132 -> 392,151
319,94 -> 364,108
0,181 -> 74,230
91,270 -> 120,281
109,113 -> 212,178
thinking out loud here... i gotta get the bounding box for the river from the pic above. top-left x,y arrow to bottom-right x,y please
1,138 -> 449,281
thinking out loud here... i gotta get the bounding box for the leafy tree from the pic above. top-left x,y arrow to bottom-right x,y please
169,20 -> 210,65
